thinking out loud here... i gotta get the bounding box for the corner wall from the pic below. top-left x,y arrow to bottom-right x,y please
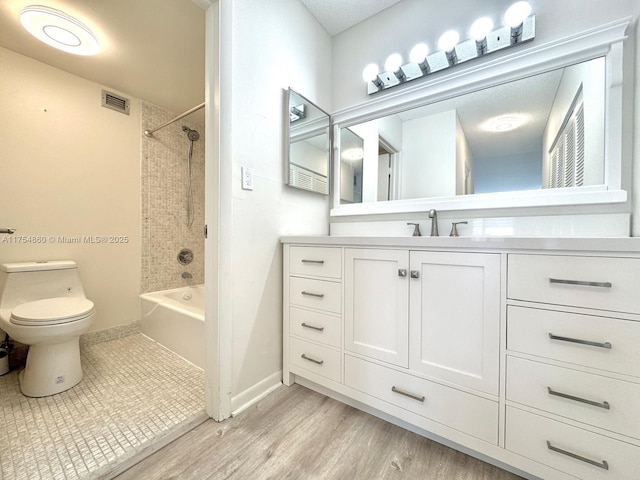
219,0 -> 332,411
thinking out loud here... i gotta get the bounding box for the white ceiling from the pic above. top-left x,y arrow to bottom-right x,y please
0,0 -> 206,117
299,0 -> 405,35
0,0 -> 396,118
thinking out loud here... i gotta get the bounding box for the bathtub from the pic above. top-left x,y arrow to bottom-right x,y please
140,285 -> 205,369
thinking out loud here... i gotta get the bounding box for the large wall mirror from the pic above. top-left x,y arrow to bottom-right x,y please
331,19 -> 630,216
339,57 -> 605,204
286,88 -> 331,195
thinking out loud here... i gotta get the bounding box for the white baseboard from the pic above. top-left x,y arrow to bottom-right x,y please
230,370 -> 283,416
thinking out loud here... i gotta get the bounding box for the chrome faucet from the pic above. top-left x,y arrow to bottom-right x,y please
0,228 -> 16,235
428,209 -> 438,236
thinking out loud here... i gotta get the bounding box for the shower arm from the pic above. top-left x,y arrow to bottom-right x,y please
144,102 -> 205,138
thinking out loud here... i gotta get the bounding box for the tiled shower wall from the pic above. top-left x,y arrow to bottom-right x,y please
141,102 -> 205,293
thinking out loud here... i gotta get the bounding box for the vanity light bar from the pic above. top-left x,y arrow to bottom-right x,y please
365,14 -> 535,95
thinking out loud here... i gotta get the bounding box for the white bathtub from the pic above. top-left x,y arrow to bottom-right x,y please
140,285 -> 205,369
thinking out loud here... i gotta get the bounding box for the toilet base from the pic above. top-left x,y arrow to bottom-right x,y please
19,337 -> 83,397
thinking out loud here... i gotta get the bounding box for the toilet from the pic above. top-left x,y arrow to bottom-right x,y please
0,260 -> 95,397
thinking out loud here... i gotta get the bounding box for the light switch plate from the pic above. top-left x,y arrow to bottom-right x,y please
242,166 -> 254,190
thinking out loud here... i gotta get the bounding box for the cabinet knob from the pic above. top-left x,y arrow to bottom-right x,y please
410,270 -> 420,279
398,269 -> 407,277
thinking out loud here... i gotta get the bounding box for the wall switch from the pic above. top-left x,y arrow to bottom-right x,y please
241,166 -> 254,190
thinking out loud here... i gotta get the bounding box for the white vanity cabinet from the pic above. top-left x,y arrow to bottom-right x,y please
505,253 -> 640,480
282,238 -> 640,480
409,251 -> 500,395
284,246 -> 343,385
344,248 -> 409,367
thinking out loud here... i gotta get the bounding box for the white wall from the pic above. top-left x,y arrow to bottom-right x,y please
401,110 -> 457,198
330,0 -> 640,235
219,0 -> 331,408
0,47 -> 141,332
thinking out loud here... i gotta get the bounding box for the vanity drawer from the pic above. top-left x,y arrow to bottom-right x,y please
289,307 -> 341,348
507,356 -> 640,439
289,277 -> 342,314
289,246 -> 342,279
344,355 -> 498,444
506,407 -> 640,480
508,254 -> 640,314
507,306 -> 640,377
289,337 -> 341,383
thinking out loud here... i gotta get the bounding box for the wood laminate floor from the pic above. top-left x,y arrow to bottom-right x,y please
115,384 -> 525,480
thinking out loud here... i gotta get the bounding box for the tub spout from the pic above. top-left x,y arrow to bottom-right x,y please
181,272 -> 193,279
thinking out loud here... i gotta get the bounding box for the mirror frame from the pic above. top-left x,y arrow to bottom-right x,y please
285,87 -> 332,196
330,17 -> 631,217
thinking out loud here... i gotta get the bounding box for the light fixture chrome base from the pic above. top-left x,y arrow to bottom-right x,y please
367,15 -> 535,94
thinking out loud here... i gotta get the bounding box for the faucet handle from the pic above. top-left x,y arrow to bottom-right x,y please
407,222 -> 421,237
449,221 -> 468,237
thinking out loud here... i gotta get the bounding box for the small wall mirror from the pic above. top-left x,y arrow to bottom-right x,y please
337,56 -> 606,205
286,88 -> 331,195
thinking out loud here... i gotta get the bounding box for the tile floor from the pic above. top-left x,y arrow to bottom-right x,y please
0,334 -> 206,480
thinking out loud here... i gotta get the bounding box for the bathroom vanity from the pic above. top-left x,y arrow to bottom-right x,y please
282,236 -> 640,480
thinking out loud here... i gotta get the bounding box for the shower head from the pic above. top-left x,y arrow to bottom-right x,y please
182,125 -> 200,142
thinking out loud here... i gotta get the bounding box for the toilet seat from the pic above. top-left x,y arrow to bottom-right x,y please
11,297 -> 95,326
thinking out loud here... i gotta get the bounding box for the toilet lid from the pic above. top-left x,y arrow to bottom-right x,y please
11,297 -> 95,326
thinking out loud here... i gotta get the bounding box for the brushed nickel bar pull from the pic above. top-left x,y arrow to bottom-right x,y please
301,323 -> 324,332
301,291 -> 324,298
391,386 -> 425,402
546,441 -> 609,470
301,259 -> 324,264
548,333 -> 612,349
547,387 -> 610,410
549,278 -> 612,288
301,354 -> 323,365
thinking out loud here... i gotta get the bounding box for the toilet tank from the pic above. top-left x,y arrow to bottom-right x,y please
0,261 -> 88,311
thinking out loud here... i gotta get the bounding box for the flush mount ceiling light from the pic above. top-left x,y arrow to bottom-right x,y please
481,114 -> 530,133
362,1 -> 534,95
20,5 -> 100,55
342,148 -> 364,161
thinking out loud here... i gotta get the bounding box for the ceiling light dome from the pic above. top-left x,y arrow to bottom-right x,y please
20,5 -> 100,56
481,113 -> 530,133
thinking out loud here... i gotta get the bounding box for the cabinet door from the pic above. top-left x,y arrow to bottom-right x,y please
345,248 -> 409,367
409,252 -> 500,395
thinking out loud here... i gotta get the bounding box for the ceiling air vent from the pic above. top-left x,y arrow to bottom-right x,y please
101,89 -> 130,115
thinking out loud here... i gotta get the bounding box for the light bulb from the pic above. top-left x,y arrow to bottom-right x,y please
384,53 -> 403,72
437,30 -> 460,53
409,43 -> 429,64
504,1 -> 531,28
362,63 -> 380,82
470,17 -> 494,41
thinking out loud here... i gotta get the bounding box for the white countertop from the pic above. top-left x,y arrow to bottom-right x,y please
281,235 -> 640,253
